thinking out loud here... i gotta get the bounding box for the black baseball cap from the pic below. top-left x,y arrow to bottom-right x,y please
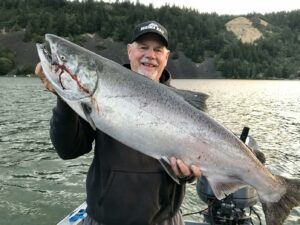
131,21 -> 168,47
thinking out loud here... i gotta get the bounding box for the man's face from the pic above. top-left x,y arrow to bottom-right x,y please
127,34 -> 170,81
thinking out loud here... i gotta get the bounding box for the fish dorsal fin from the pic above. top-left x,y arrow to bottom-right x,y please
158,157 -> 180,185
206,177 -> 245,200
169,87 -> 209,111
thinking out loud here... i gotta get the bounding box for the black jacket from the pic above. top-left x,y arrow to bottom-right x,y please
50,67 -> 185,225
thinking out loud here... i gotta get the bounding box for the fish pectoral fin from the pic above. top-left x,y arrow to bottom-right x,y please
207,177 -> 244,200
81,102 -> 96,130
159,157 -> 180,185
169,87 -> 209,111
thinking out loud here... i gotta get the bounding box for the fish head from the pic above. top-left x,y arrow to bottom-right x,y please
36,34 -> 101,101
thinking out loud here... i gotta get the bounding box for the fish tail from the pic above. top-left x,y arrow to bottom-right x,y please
261,176 -> 300,225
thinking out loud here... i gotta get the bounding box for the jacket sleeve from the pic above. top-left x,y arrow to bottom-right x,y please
50,97 -> 95,159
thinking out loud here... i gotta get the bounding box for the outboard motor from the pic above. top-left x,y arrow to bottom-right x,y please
196,127 -> 264,225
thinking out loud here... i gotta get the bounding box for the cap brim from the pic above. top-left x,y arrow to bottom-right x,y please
132,31 -> 168,47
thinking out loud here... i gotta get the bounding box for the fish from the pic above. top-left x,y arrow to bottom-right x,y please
36,34 -> 300,225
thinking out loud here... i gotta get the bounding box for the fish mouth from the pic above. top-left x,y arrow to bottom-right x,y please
37,43 -> 52,64
41,34 -> 69,66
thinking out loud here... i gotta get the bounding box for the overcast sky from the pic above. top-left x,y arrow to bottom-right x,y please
102,0 -> 299,15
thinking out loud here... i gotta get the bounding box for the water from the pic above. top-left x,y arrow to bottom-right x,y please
0,77 -> 299,225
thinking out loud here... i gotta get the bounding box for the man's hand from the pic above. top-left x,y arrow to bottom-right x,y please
169,156 -> 202,179
35,63 -> 56,94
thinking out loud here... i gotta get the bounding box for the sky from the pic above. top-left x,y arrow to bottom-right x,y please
102,0 -> 300,15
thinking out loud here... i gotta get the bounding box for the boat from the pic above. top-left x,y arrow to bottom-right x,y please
56,201 -> 211,225
57,191 -> 261,225
57,202 -> 87,225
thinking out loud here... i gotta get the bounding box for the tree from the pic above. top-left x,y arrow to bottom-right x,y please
0,57 -> 14,75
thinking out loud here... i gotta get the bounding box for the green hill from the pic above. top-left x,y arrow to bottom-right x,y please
0,0 -> 299,79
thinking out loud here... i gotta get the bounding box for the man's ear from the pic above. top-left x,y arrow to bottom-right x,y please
127,43 -> 133,60
164,49 -> 170,67
166,49 -> 170,61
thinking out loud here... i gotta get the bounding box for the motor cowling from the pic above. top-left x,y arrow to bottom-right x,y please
196,176 -> 259,209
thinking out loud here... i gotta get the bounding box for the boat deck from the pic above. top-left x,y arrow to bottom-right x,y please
57,202 -> 208,225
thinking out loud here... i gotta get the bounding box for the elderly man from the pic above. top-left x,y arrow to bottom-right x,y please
35,21 -> 201,225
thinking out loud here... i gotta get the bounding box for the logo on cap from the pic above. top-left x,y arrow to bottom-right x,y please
140,23 -> 165,35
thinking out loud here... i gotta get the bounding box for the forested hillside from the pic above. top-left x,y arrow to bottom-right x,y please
0,0 -> 299,79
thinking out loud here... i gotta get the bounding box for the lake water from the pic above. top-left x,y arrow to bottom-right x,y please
0,77 -> 299,225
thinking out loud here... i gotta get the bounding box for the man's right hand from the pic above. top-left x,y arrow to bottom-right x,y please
35,63 -> 56,95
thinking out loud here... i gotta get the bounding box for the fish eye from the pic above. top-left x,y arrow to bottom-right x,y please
60,55 -> 67,62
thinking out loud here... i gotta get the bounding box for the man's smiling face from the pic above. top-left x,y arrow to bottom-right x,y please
127,33 -> 170,81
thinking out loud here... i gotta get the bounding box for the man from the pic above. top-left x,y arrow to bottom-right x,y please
35,21 -> 202,225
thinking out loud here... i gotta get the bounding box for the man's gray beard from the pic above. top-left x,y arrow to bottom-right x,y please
137,68 -> 158,81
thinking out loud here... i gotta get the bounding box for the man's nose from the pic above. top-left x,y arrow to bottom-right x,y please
145,48 -> 156,58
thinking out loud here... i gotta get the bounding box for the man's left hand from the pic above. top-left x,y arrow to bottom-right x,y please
169,157 -> 202,179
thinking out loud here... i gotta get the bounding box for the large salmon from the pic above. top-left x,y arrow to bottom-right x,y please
37,34 -> 299,225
